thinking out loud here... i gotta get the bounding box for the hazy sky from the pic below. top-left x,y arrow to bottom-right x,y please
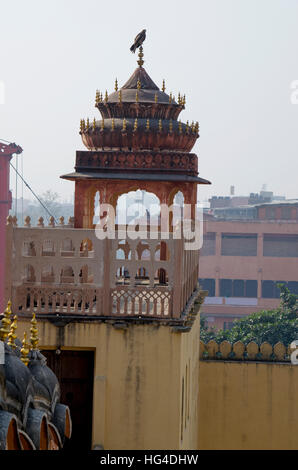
1,0 -> 298,205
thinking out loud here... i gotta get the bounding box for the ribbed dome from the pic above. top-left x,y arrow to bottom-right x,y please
80,62 -> 198,153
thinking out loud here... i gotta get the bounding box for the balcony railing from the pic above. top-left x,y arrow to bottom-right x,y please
7,219 -> 199,320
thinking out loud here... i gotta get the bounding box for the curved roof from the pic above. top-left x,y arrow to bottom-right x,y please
107,67 -> 176,105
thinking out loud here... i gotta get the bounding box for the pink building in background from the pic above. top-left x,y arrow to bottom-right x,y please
0,141 -> 22,311
199,200 -> 298,330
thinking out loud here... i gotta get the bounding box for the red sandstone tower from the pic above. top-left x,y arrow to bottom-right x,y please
61,47 -> 210,229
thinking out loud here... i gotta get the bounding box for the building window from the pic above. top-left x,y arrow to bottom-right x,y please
199,278 -> 215,296
246,280 -> 258,297
220,279 -> 233,297
262,280 -> 286,298
262,280 -> 298,297
200,232 -> 216,256
263,234 -> 298,257
288,281 -> 298,295
265,207 -> 276,219
223,321 -> 234,331
220,279 -> 257,297
221,233 -> 257,256
281,207 -> 292,219
233,280 -> 244,297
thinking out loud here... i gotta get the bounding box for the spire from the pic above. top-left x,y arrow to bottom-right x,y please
30,313 -> 39,350
20,331 -> 30,366
137,45 -> 144,67
0,300 -> 12,342
7,315 -> 17,349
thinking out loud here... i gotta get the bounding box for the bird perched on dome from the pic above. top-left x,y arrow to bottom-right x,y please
130,29 -> 146,53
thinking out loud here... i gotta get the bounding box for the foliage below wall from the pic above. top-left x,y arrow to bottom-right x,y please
200,285 -> 298,346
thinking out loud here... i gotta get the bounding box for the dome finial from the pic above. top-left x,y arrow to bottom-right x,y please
7,315 -> 17,349
0,300 -> 12,342
21,331 -> 30,366
137,45 -> 144,67
30,313 -> 39,350
115,78 -> 118,91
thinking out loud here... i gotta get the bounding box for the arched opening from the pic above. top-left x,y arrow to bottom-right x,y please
80,239 -> 94,258
135,241 -> 151,260
61,238 -> 75,257
135,267 -> 150,286
79,265 -> 94,284
41,266 -> 55,283
42,239 -> 55,256
24,265 -> 36,283
116,189 -> 160,230
23,241 -> 36,257
116,240 -> 131,260
173,190 -> 185,208
60,266 -> 75,284
172,190 -> 185,230
154,268 -> 168,286
116,266 -> 130,285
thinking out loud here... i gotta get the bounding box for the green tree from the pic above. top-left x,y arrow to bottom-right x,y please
200,284 -> 298,346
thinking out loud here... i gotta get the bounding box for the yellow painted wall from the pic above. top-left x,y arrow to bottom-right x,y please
18,317 -> 200,450
198,360 -> 298,450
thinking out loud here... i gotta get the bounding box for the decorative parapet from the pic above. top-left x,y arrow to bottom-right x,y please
8,219 -> 199,322
200,340 -> 294,362
75,150 -> 198,175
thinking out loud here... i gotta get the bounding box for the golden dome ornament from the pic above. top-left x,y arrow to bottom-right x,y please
7,315 -> 17,349
0,300 -> 12,342
20,331 -> 30,367
30,313 -> 39,351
